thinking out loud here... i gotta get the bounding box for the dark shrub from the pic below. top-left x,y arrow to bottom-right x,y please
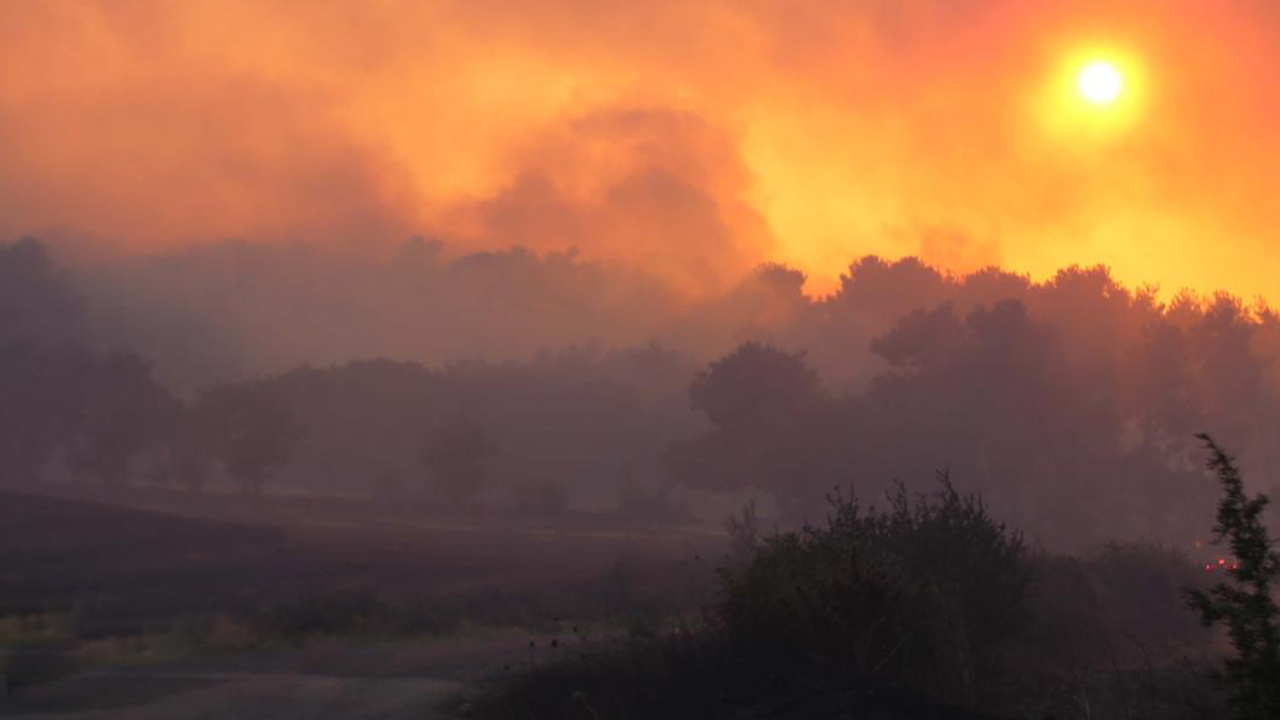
715,473 -> 1029,705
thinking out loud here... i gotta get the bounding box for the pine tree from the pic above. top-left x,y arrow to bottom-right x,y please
1184,434 -> 1280,719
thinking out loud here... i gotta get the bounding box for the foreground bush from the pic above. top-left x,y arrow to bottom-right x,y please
715,474 -> 1030,705
462,633 -> 994,720
470,472 -> 1228,719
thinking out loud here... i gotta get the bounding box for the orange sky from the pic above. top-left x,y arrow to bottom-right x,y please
4,0 -> 1280,298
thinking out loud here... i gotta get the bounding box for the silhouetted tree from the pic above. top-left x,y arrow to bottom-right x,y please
158,399 -> 211,493
688,342 -> 824,432
422,416 -> 494,505
1191,296 -> 1269,444
668,343 -> 838,516
1127,319 -> 1198,453
1185,434 -> 1280,719
198,381 -> 301,496
829,255 -> 948,325
67,352 -> 169,486
0,238 -> 94,486
0,345 -> 93,485
0,237 -> 85,348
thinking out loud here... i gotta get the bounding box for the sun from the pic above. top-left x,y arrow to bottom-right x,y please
1035,49 -> 1144,142
1077,60 -> 1123,105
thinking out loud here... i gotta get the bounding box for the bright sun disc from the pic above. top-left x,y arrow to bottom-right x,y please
1077,60 -> 1123,105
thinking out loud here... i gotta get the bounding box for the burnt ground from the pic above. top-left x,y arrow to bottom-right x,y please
0,488 -> 715,627
0,488 -> 716,717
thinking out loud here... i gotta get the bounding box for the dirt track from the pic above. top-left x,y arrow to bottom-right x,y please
2,634 -> 534,719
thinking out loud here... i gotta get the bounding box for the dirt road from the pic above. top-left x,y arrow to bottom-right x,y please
1,634 -> 534,719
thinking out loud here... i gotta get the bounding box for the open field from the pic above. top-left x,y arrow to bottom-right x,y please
0,490 -> 719,717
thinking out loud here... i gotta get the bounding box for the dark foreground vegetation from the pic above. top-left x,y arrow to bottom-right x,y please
467,437 -> 1280,720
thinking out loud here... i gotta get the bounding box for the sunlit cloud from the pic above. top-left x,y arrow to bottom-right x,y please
4,0 -> 1280,299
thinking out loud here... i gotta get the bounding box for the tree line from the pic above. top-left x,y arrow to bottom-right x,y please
5,237 -> 1280,547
